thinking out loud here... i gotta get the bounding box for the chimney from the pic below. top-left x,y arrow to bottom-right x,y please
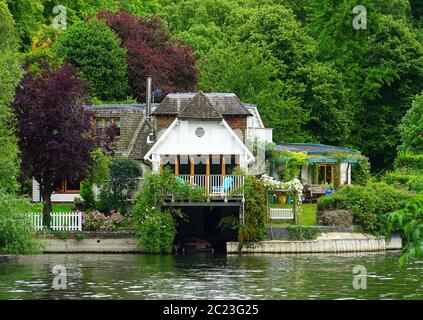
146,75 -> 152,117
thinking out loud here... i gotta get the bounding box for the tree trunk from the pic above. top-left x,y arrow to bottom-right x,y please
42,191 -> 52,228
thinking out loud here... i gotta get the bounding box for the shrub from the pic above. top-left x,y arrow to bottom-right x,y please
80,180 -> 96,210
0,192 -> 41,254
287,226 -> 321,240
238,176 -> 266,248
394,152 -> 423,171
82,210 -> 128,232
387,194 -> 423,265
316,183 -> 411,236
98,157 -> 142,214
317,210 -> 353,227
351,159 -> 371,186
317,193 -> 347,212
138,210 -> 176,254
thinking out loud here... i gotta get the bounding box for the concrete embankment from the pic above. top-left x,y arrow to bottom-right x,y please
41,238 -> 142,253
227,233 -> 402,254
39,231 -> 143,253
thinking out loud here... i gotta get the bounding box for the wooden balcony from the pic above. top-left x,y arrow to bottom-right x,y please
175,174 -> 244,197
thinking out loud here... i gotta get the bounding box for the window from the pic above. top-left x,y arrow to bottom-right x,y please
195,127 -> 205,137
317,163 -> 334,185
54,179 -> 81,193
93,117 -> 121,136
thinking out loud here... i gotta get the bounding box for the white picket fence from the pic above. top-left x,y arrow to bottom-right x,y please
269,208 -> 294,220
26,212 -> 82,231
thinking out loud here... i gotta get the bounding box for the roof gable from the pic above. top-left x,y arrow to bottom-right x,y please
178,91 -> 222,120
151,92 -> 251,117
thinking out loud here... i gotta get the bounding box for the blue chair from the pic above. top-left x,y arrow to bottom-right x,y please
212,176 -> 234,195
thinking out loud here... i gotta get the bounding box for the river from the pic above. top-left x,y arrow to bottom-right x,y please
0,251 -> 421,299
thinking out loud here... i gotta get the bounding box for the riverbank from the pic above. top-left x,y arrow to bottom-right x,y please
227,233 -> 402,253
37,230 -> 403,254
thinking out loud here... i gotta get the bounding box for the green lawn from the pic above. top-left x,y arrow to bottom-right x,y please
27,203 -> 75,212
267,203 -> 317,226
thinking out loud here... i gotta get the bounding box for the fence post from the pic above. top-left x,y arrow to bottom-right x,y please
78,212 -> 82,231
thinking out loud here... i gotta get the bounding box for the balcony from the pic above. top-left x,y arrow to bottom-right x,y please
174,175 -> 244,197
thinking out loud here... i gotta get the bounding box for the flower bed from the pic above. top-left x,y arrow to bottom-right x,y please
82,210 -> 131,232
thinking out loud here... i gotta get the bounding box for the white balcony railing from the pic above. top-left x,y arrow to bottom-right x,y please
175,175 -> 244,197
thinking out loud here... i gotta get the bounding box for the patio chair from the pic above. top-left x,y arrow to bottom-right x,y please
212,176 -> 234,195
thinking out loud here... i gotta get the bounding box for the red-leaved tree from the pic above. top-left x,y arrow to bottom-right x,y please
13,64 -> 95,225
98,11 -> 199,101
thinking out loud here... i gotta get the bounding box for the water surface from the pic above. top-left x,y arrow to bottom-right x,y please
0,252 -> 421,299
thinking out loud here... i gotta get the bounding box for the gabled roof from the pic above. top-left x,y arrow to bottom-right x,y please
178,91 -> 222,120
151,92 -> 251,117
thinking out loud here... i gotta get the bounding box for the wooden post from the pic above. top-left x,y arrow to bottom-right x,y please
337,161 -> 341,189
293,192 -> 298,225
206,156 -> 210,194
175,155 -> 179,176
190,156 -> 194,184
222,155 -> 226,176
266,190 -> 269,223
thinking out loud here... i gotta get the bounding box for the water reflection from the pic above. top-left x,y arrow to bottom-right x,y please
0,252 -> 422,300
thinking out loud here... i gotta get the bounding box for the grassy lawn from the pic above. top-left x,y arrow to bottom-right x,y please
27,203 -> 76,212
267,203 -> 317,226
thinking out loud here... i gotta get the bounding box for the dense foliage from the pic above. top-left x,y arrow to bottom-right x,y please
97,157 -> 142,214
317,183 -> 411,235
3,0 -> 423,172
387,193 -> 423,265
0,192 -> 41,254
99,11 -> 198,101
54,18 -> 129,101
0,2 -> 22,193
398,92 -> 423,154
239,176 -> 266,247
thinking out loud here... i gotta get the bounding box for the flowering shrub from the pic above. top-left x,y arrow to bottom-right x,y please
259,174 -> 304,203
82,210 -> 128,232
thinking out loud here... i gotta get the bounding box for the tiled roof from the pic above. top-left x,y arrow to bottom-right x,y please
86,103 -> 159,113
151,92 -> 251,118
178,92 -> 222,120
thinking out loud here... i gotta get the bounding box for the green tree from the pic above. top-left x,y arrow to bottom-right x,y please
97,157 -> 142,214
232,5 -> 351,144
0,1 -> 22,193
5,0 -> 45,49
54,18 -> 129,101
398,91 -> 423,153
42,0 -> 160,26
306,0 -> 423,170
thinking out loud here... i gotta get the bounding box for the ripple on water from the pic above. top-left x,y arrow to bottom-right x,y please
0,252 -> 421,300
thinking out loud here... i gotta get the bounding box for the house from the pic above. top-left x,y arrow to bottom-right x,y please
274,143 -> 366,200
144,91 -> 272,196
31,90 -> 271,202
